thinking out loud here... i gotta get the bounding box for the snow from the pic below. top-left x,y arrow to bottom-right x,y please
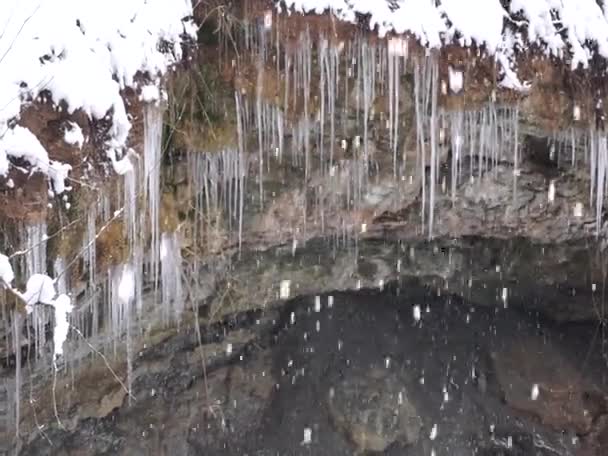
109,148 -> 137,176
388,37 -> 408,57
413,305 -> 421,322
20,273 -> 57,308
430,423 -> 438,440
264,11 -> 273,30
0,253 -> 14,286
140,85 -> 161,103
448,67 -> 463,94
64,122 -> 84,149
0,125 -> 72,194
1,125 -> 48,171
3,268 -> 74,358
118,264 -> 135,305
302,427 -> 312,445
280,280 -> 291,299
49,161 -> 72,195
51,293 -> 73,357
439,0 -> 506,53
281,0 -> 608,69
509,0 -> 564,56
543,0 -> 608,68
0,0 -> 194,188
496,52 -> 530,91
531,383 -> 540,400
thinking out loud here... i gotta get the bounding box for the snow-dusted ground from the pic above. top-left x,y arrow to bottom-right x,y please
279,0 -> 608,70
0,0 -> 194,358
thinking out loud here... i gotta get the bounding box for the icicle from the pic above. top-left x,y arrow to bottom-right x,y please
303,30 -> 311,183
256,61 -> 264,209
123,153 -> 138,248
235,92 -> 246,254
450,112 -> 463,205
112,263 -> 134,401
393,54 -> 401,180
388,38 -> 407,179
53,257 -> 67,295
85,204 -> 97,291
22,222 -> 48,359
284,51 -> 290,121
143,104 -> 164,290
590,128 -> 597,211
329,45 -> 337,169
160,232 -> 184,322
414,59 -> 427,228
362,41 -> 371,164
319,38 -> 327,171
429,59 -> 438,239
388,41 -> 394,161
596,132 -> 607,235
512,106 -> 520,204
13,311 -> 21,440
22,222 -> 47,277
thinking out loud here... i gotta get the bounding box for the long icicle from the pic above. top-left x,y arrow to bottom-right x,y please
429,58 -> 438,239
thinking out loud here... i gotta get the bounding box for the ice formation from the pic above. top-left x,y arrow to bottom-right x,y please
0,255 -> 73,359
160,232 -> 184,321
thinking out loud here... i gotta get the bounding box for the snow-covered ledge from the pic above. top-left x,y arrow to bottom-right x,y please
278,0 -> 608,78
0,0 -> 195,194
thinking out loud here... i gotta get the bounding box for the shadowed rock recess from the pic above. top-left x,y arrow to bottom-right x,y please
4,3 -> 608,455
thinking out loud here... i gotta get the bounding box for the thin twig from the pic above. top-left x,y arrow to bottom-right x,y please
0,3 -> 41,67
51,360 -> 64,430
26,346 -> 53,446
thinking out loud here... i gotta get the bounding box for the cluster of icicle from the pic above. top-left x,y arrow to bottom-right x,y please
0,245 -> 73,442
240,17 -> 608,238
0,102 -> 187,441
104,103 -> 186,399
1,249 -> 72,361
236,21 -> 522,239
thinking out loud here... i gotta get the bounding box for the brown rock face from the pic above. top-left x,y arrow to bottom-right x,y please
494,338 -> 606,435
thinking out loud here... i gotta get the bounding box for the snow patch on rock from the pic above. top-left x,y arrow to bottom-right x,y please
0,125 -> 72,194
0,254 -> 14,286
1,257 -> 74,358
64,122 -> 85,149
0,0 -> 195,186
280,0 -> 608,70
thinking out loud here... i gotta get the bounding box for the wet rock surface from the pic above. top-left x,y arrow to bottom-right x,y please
327,366 -> 422,452
17,284 -> 608,455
